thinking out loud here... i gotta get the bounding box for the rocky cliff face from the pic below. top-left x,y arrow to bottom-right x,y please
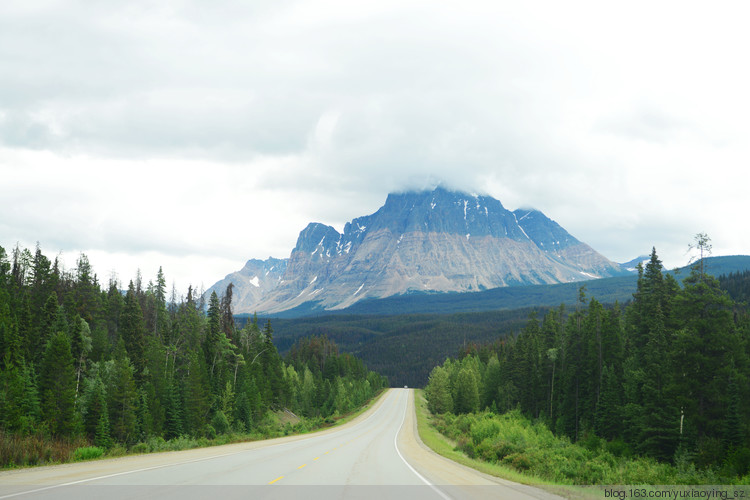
212,187 -> 625,313
205,257 -> 286,308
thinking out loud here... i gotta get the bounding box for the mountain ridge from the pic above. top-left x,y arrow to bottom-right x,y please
207,187 -> 628,313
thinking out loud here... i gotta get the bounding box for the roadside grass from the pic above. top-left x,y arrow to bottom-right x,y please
414,390 -> 750,491
1,389 -> 387,469
114,388 -> 388,458
72,446 -> 105,461
0,432 -> 89,469
413,390 -> 559,486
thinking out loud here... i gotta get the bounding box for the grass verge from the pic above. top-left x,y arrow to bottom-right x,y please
414,390 -> 553,485
414,390 -> 750,497
413,390 -> 587,499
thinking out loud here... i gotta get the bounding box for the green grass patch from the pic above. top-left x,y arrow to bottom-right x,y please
72,446 -> 104,461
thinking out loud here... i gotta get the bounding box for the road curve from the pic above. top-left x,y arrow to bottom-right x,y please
0,389 -> 562,500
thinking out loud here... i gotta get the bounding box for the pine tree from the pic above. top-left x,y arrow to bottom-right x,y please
638,305 -> 678,461
0,303 -> 22,370
183,353 -> 210,435
0,245 -> 10,291
153,267 -> 169,341
220,283 -> 235,341
94,412 -> 113,449
106,281 -> 124,345
672,266 -> 735,447
83,374 -> 109,440
163,379 -> 184,439
39,332 -> 77,436
0,364 -> 25,432
120,282 -> 146,382
74,253 -> 100,324
723,375 -> 744,450
246,377 -> 263,423
107,348 -> 138,444
594,364 -> 622,440
37,292 -> 59,361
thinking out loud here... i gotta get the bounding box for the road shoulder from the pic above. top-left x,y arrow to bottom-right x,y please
397,389 -> 567,499
0,389 -> 391,488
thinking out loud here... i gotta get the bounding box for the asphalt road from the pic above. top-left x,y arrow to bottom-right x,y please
0,389 -> 562,500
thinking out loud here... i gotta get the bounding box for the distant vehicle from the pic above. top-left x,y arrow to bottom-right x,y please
404,385 -> 408,389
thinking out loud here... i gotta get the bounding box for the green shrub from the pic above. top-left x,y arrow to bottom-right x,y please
606,438 -> 632,458
146,436 -> 168,452
475,438 -> 498,462
106,444 -> 127,457
724,447 -> 750,478
130,442 -> 149,454
455,437 -> 476,458
455,414 -> 474,435
211,411 -> 230,435
493,439 -> 522,460
580,431 -> 603,452
203,424 -> 217,440
505,452 -> 532,471
471,418 -> 501,445
72,446 -> 104,461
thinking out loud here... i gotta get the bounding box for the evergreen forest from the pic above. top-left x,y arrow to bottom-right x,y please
425,248 -> 750,482
0,244 -> 386,467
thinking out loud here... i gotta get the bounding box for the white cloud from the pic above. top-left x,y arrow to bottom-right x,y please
2,0 -> 749,290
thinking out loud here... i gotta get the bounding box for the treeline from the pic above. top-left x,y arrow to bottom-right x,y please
719,270 -> 750,304
272,309 -> 537,387
0,244 -> 386,465
426,248 -> 750,476
284,335 -> 387,417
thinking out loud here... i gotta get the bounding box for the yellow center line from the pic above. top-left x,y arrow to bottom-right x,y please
297,464 -> 307,469
324,451 -> 330,455
313,457 -> 320,461
268,476 -> 284,485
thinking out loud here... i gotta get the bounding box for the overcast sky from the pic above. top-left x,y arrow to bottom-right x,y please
2,1 -> 749,294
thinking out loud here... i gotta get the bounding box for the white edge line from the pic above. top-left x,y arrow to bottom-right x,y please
394,390 -> 452,500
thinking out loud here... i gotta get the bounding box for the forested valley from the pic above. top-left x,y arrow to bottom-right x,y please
0,244 -> 386,467
425,248 -> 750,484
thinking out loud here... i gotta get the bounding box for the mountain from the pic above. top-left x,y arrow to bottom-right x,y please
210,187 -> 627,314
206,257 -> 286,307
267,256 -> 750,385
619,255 -> 650,272
292,255 -> 750,317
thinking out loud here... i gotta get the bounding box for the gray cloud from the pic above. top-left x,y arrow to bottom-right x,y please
1,0 -> 749,289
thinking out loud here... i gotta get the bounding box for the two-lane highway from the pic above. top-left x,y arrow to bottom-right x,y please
0,389 -> 561,500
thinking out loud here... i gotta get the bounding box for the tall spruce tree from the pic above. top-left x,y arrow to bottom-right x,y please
672,266 -> 735,450
638,305 -> 678,461
107,347 -> 139,444
120,282 -> 146,382
39,331 -> 77,436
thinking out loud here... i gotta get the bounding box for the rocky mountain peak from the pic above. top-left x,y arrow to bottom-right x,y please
210,187 -> 626,314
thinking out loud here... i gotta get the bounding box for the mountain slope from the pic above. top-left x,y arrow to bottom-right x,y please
216,187 -> 626,314
270,255 -> 750,318
205,257 -> 286,306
